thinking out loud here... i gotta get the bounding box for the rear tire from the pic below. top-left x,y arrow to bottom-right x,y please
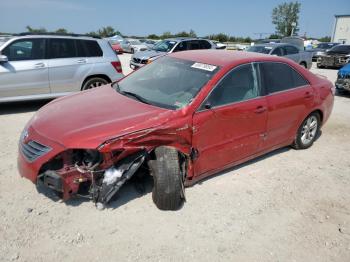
300,62 -> 307,68
148,147 -> 184,211
82,77 -> 108,90
292,112 -> 320,150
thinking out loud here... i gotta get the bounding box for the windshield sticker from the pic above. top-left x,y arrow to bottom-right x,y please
265,46 -> 273,50
191,62 -> 217,72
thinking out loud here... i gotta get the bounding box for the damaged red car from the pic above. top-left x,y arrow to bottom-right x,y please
18,50 -> 334,210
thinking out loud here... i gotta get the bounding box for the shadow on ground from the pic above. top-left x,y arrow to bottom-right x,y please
0,100 -> 52,115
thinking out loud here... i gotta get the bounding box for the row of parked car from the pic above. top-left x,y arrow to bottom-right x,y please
0,33 -> 349,103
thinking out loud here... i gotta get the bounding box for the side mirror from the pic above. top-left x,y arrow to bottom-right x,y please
0,55 -> 8,63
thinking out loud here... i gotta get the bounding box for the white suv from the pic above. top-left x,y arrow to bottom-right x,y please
0,34 -> 124,102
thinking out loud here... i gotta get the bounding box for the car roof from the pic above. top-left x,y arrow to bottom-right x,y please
253,43 -> 292,47
165,37 -> 207,42
9,34 -> 100,41
169,49 -> 288,67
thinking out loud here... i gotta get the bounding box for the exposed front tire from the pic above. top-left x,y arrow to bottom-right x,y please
292,112 -> 320,150
148,147 -> 184,211
82,77 -> 109,90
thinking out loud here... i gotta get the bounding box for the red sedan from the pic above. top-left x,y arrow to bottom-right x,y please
18,50 -> 334,210
109,39 -> 123,54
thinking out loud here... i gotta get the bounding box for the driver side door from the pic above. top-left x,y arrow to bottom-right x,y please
192,63 -> 268,177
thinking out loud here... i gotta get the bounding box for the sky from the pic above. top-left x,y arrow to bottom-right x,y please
0,0 -> 349,38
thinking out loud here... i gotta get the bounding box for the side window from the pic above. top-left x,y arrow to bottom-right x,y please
173,41 -> 187,52
187,40 -> 201,50
2,39 -> 45,61
284,45 -> 299,55
260,62 -> 309,94
206,63 -> 259,107
271,47 -> 284,56
84,40 -> 103,57
49,38 -> 76,59
76,40 -> 103,57
199,40 -> 212,49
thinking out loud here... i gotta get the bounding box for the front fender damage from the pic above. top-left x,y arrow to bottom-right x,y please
36,120 -> 193,208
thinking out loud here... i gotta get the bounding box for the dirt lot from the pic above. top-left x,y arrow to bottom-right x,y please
0,54 -> 349,262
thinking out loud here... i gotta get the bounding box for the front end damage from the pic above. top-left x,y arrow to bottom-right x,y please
20,121 -> 193,209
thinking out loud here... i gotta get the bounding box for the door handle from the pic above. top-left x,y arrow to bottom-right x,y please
34,62 -> 45,68
304,92 -> 314,99
254,106 -> 267,114
77,59 -> 87,64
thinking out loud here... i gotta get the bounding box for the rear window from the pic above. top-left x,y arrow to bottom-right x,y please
77,40 -> 103,57
260,62 -> 309,94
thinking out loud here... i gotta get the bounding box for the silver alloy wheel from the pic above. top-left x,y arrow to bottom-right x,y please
88,81 -> 105,89
301,115 -> 318,145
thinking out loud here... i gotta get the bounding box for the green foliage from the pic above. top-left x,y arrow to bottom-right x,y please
25,25 -> 47,33
268,34 -> 281,39
55,28 -> 68,34
318,36 -> 331,42
148,34 -> 160,39
87,26 -> 122,38
272,1 -> 301,37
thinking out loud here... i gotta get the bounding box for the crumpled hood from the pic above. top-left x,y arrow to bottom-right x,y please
132,49 -> 166,60
30,86 -> 170,148
339,63 -> 350,77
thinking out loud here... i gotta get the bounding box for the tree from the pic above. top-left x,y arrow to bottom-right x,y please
189,29 -> 197,37
161,31 -> 172,39
272,2 -> 301,37
148,34 -> 160,39
318,36 -> 331,42
55,28 -> 68,34
25,25 -> 47,33
97,26 -> 117,37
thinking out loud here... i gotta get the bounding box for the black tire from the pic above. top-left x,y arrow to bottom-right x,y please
131,48 -> 134,54
292,112 -> 320,150
300,62 -> 307,68
82,77 -> 109,90
148,146 -> 184,210
317,64 -> 324,69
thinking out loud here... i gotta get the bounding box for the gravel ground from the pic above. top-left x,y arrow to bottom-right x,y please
0,55 -> 349,262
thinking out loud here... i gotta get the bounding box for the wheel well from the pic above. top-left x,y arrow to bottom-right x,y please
81,75 -> 112,90
300,61 -> 307,67
312,109 -> 323,123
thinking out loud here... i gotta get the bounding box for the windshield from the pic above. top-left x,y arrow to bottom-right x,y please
328,45 -> 350,53
115,57 -> 220,110
246,45 -> 272,54
152,40 -> 177,52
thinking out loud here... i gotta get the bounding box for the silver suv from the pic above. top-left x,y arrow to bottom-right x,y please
0,34 -> 124,102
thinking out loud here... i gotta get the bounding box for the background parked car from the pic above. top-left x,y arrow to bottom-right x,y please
124,38 -> 149,54
317,44 -> 350,68
0,34 -> 123,102
306,42 -> 340,61
211,40 -> 227,49
246,43 -> 312,69
130,37 -> 215,69
335,63 -> 350,93
108,38 -> 123,54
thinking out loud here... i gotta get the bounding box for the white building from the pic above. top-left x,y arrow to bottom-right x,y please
332,14 -> 350,44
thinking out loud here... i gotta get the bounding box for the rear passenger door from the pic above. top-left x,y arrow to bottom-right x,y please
283,45 -> 300,63
48,38 -> 90,93
259,62 -> 314,149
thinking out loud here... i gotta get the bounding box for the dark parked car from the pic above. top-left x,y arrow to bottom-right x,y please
130,37 -> 215,69
306,42 -> 340,61
18,50 -> 334,210
317,44 -> 350,68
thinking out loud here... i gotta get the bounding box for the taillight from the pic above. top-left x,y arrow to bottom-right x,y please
111,61 -> 123,74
